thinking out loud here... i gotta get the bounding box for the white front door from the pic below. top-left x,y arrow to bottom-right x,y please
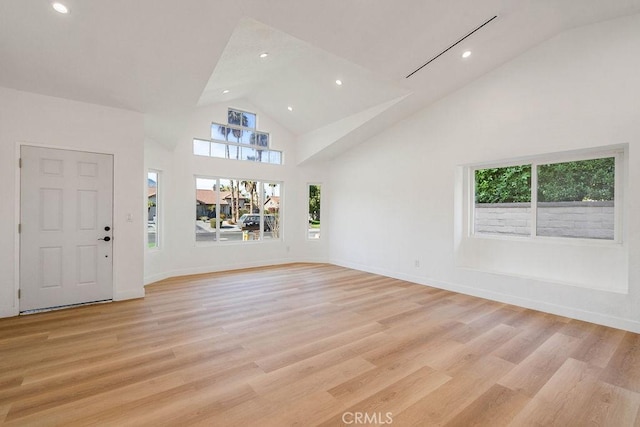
20,146 -> 114,311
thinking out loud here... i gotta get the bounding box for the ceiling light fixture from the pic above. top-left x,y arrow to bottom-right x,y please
287,106 -> 293,111
462,50 -> 472,58
52,2 -> 69,14
335,79 -> 343,86
222,89 -> 230,94
259,52 -> 269,58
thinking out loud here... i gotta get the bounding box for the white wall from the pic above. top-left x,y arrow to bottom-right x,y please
327,14 -> 640,332
144,100 -> 329,284
0,87 -> 145,318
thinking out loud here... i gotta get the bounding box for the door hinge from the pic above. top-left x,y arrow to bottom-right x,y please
18,224 -> 21,233
18,289 -> 21,299
18,158 -> 22,168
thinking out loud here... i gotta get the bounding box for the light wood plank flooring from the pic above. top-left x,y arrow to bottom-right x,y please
1,263 -> 640,426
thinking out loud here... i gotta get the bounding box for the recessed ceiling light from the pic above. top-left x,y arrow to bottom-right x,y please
287,106 -> 293,111
52,2 -> 69,14
462,50 -> 472,59
259,52 -> 269,58
222,89 -> 230,94
335,79 -> 343,86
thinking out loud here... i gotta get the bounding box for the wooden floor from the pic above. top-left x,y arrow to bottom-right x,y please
1,264 -> 640,426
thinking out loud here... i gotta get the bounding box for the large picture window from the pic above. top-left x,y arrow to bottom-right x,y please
195,177 -> 282,243
473,149 -> 621,241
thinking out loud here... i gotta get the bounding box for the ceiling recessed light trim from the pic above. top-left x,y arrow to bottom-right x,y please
406,15 -> 497,79
287,106 -> 293,111
335,79 -> 343,86
52,2 -> 69,14
259,52 -> 269,58
462,50 -> 472,58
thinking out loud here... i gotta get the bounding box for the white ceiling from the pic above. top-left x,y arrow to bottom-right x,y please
1,0 -> 640,157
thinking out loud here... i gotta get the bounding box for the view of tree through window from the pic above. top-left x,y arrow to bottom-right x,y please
473,155 -> 617,239
537,158 -> 614,202
195,177 -> 281,243
194,108 -> 282,164
475,166 -> 531,204
308,184 -> 321,239
537,158 -> 615,239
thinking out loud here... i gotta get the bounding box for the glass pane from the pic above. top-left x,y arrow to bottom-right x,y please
239,130 -> 255,145
147,171 -> 158,248
537,157 -> 615,239
226,145 -> 240,160
223,178 -> 253,241
241,146 -> 257,161
227,109 -> 243,126
228,127 -> 242,143
269,151 -> 282,165
211,123 -> 230,141
195,178 -> 218,242
243,112 -> 256,129
193,139 -> 210,156
260,150 -> 270,163
263,182 -> 281,240
211,142 -> 227,159
474,165 -> 531,236
308,184 -> 321,239
255,132 -> 269,148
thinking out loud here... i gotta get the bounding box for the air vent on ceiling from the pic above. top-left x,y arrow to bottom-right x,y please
406,15 -> 498,79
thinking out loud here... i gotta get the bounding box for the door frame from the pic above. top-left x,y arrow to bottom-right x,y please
14,141 -> 116,314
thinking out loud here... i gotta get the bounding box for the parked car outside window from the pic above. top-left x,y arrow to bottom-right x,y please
238,214 -> 276,231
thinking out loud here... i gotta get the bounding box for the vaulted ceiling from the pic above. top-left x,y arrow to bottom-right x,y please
1,0 -> 639,161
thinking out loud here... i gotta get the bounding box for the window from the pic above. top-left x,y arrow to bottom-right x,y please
147,170 -> 160,248
263,182 -> 281,239
193,108 -> 282,164
473,149 -> 621,241
308,184 -> 321,239
474,165 -> 531,237
537,158 -> 615,239
195,177 -> 282,243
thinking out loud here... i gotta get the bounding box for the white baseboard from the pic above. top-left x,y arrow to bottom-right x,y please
114,288 -> 145,301
331,259 -> 640,334
0,307 -> 19,319
144,272 -> 172,285
144,257 -> 299,286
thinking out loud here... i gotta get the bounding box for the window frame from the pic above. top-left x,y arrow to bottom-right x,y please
228,107 -> 257,130
470,146 -> 624,244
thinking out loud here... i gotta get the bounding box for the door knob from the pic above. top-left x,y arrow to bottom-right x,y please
104,226 -> 111,231
98,236 -> 111,242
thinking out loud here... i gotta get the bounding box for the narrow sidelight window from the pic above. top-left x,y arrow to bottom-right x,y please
308,184 -> 321,239
147,170 -> 160,248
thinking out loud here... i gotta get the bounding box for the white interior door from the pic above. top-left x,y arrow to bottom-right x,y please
20,146 -> 114,311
